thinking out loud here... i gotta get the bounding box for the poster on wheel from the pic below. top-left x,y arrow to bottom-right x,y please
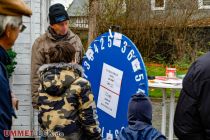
82,32 -> 148,139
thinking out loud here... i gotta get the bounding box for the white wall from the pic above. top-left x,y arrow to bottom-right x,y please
11,0 -> 50,136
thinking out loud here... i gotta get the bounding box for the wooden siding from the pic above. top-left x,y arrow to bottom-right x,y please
204,0 -> 210,5
11,0 -> 49,137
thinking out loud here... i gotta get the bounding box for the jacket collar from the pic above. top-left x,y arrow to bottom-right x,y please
129,120 -> 151,131
46,27 -> 75,41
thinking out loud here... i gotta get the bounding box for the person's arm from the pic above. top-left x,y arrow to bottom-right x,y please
11,92 -> 19,110
78,79 -> 101,140
199,77 -> 210,139
174,61 -> 204,139
31,38 -> 44,109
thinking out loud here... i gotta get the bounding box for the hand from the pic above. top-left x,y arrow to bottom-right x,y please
11,93 -> 19,110
12,97 -> 19,110
32,102 -> 39,110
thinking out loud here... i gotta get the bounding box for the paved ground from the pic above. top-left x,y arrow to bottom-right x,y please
151,99 -> 178,140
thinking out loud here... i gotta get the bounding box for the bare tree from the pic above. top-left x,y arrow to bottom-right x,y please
87,0 -> 210,65
88,0 -> 99,45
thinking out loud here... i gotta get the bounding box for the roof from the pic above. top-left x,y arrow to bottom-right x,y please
67,0 -> 88,16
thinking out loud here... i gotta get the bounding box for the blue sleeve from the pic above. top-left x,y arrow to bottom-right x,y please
0,63 -> 13,131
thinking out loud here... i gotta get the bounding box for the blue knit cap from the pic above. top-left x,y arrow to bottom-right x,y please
49,3 -> 69,25
127,92 -> 152,126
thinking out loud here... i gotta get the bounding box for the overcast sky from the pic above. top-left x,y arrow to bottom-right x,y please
51,0 -> 73,9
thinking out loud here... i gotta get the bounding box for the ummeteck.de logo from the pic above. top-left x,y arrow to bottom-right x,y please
4,130 -> 64,137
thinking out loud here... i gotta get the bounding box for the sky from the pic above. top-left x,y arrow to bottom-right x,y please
51,0 -> 73,9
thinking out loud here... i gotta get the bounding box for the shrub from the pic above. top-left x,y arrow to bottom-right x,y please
6,49 -> 17,77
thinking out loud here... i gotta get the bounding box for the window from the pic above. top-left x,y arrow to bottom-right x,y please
151,0 -> 165,10
155,0 -> 164,7
198,0 -> 210,9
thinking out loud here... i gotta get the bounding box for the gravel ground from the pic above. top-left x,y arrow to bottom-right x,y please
151,99 -> 178,140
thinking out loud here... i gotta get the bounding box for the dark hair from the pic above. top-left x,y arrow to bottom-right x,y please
48,42 -> 76,63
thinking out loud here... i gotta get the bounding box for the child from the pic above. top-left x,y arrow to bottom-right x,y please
37,42 -> 101,140
117,92 -> 166,140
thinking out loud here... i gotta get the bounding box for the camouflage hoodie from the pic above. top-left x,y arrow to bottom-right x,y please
37,63 -> 101,140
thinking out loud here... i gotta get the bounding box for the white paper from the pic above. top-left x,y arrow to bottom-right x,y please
113,33 -> 122,47
131,58 -> 141,72
86,49 -> 94,61
154,79 -> 182,84
106,132 -> 113,140
97,63 -> 123,118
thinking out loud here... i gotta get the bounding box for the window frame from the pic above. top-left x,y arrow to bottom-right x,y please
198,0 -> 210,9
151,0 -> 166,10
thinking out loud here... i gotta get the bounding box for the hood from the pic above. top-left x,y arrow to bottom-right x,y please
38,63 -> 83,96
128,92 -> 152,129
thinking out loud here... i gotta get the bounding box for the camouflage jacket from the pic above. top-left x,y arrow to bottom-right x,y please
37,63 -> 101,140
